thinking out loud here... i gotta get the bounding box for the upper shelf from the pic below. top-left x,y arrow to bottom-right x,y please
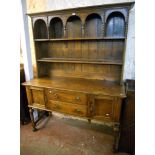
34,37 -> 125,42
37,58 -> 123,65
33,10 -> 127,39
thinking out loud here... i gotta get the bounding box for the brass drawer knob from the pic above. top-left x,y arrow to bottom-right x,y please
49,90 -> 59,99
75,96 -> 81,101
53,93 -> 59,99
105,113 -> 110,116
74,109 -> 83,114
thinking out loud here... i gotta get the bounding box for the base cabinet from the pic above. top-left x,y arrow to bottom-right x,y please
25,86 -> 123,152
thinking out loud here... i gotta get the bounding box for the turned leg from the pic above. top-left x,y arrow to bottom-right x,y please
112,123 -> 120,153
29,108 -> 37,132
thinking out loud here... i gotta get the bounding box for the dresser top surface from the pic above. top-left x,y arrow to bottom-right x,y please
23,77 -> 126,98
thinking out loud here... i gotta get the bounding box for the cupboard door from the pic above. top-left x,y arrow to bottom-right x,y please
92,96 -> 114,121
30,87 -> 46,108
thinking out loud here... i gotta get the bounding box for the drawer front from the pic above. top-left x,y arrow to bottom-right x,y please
92,96 -> 114,121
46,89 -> 87,105
47,100 -> 87,117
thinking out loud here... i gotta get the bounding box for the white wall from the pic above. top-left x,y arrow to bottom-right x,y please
21,0 -> 33,80
27,0 -> 134,12
24,0 -> 135,80
123,5 -> 135,79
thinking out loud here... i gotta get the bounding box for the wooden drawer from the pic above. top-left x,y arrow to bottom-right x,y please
47,100 -> 87,117
46,89 -> 87,105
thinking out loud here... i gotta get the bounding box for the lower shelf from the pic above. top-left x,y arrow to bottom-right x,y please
37,58 -> 123,65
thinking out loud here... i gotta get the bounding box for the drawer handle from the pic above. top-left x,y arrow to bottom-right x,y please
105,113 -> 110,117
75,96 -> 81,101
74,109 -> 83,114
49,90 -> 59,99
53,93 -> 59,99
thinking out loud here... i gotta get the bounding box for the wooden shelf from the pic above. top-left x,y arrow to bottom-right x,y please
37,58 -> 123,65
34,37 -> 125,42
103,37 -> 125,40
34,39 -> 49,41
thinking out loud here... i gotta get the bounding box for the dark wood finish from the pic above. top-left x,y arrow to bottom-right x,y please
20,64 -> 30,124
29,108 -> 48,131
33,19 -> 48,39
37,58 -> 123,65
34,37 -> 125,41
23,3 -> 133,153
49,17 -> 63,38
66,16 -> 82,38
113,123 -> 121,152
85,13 -> 103,37
34,38 -> 124,81
29,108 -> 37,131
106,12 -> 125,37
119,80 -> 135,154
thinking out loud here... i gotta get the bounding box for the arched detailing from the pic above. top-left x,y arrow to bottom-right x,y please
105,12 -> 125,37
66,15 -> 82,38
32,17 -> 47,27
49,17 -> 63,38
34,19 -> 48,39
85,13 -> 102,23
65,15 -> 82,26
85,13 -> 103,37
105,9 -> 127,22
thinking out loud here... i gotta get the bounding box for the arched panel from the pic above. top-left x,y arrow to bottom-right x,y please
49,17 -> 63,38
106,12 -> 125,37
85,13 -> 103,38
105,9 -> 127,22
66,15 -> 82,38
34,19 -> 48,39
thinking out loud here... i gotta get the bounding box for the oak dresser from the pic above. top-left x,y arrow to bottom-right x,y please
23,2 -> 134,152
